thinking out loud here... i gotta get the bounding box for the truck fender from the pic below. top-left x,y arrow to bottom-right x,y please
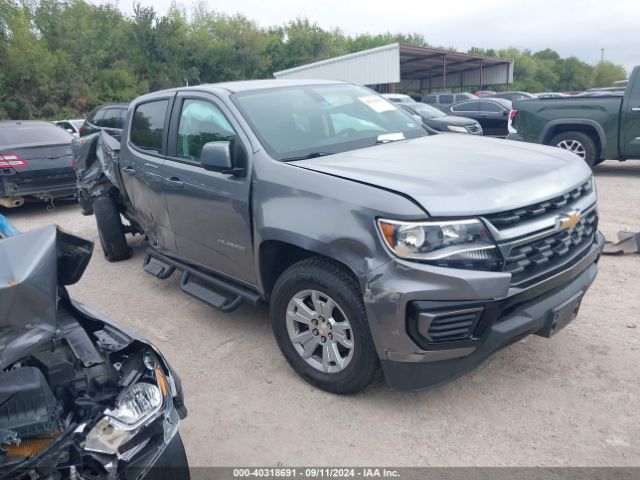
255,226 -> 384,298
540,118 -> 607,152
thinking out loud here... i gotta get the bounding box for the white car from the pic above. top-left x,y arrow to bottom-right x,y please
54,118 -> 85,138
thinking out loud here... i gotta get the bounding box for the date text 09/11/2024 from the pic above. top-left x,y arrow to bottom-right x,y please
232,468 -> 401,478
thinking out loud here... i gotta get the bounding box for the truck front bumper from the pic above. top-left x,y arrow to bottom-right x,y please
364,231 -> 604,391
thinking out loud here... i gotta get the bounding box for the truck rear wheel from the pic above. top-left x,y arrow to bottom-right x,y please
270,257 -> 378,394
550,131 -> 597,167
93,195 -> 131,262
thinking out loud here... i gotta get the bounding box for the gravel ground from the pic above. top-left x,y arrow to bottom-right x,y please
3,161 -> 640,467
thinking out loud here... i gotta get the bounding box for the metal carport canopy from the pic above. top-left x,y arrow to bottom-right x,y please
273,43 -> 514,91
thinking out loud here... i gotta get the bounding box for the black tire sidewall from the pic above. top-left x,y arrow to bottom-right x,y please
550,131 -> 597,167
270,260 -> 378,394
92,195 -> 131,261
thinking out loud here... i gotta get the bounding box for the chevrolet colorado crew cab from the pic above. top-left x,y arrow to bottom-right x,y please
507,65 -> 640,167
76,80 -> 604,394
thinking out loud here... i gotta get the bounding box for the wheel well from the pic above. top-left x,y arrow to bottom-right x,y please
545,125 -> 602,158
259,240 -> 358,299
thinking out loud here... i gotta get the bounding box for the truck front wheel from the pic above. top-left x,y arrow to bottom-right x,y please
93,195 -> 131,262
549,131 -> 598,167
270,257 -> 378,394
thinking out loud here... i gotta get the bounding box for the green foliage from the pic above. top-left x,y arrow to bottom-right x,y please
489,48 -> 626,93
592,61 -> 627,88
0,0 -> 630,119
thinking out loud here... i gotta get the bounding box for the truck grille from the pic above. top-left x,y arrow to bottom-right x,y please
466,124 -> 481,133
504,210 -> 597,285
485,179 -> 593,230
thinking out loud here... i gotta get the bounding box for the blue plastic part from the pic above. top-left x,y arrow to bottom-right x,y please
0,214 -> 20,237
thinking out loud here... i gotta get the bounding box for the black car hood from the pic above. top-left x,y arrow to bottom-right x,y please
0,226 -> 93,367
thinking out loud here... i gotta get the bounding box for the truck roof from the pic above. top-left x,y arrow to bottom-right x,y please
138,79 -> 347,101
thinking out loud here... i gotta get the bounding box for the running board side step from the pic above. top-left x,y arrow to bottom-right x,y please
142,248 -> 261,312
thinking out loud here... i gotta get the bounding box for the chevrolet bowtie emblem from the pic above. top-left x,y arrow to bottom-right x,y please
559,211 -> 582,230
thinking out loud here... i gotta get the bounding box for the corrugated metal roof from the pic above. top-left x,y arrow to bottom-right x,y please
274,43 -> 513,88
274,43 -> 401,85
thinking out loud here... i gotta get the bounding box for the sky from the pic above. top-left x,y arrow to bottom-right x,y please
97,0 -> 640,74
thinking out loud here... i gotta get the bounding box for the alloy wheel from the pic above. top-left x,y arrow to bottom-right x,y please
556,139 -> 586,158
285,289 -> 354,374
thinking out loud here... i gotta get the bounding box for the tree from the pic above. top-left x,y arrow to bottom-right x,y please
592,61 -> 627,87
556,56 -> 594,91
0,0 -> 630,120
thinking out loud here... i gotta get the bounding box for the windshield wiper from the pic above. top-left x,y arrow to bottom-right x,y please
281,152 -> 332,162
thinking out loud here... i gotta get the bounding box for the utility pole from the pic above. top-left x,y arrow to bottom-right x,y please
601,48 -> 604,63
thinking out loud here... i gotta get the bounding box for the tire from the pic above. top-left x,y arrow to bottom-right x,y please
138,433 -> 190,480
92,195 -> 131,262
270,257 -> 378,394
549,131 -> 598,167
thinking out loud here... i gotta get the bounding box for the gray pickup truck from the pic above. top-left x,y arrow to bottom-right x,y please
76,80 -> 604,394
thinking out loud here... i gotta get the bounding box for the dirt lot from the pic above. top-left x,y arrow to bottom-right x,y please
3,161 -> 640,467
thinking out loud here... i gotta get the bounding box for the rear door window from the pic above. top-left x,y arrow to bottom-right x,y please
91,109 -> 105,126
101,108 -> 123,128
130,100 -> 169,153
452,101 -> 482,112
480,102 -> 504,112
439,95 -> 454,104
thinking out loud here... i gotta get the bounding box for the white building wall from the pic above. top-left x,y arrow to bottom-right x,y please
274,44 -> 401,85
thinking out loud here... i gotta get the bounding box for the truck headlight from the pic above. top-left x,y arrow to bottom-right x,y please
447,125 -> 468,133
377,218 -> 502,271
85,382 -> 164,456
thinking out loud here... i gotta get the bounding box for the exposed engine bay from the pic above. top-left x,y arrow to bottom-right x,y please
0,225 -> 187,479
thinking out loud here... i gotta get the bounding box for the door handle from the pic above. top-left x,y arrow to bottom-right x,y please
632,107 -> 640,112
165,177 -> 184,189
122,166 -> 136,175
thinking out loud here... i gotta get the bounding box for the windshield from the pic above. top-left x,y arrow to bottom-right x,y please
233,84 -> 426,160
408,103 -> 446,119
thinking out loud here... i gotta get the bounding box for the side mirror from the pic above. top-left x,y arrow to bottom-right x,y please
201,141 -> 233,172
411,114 -> 423,123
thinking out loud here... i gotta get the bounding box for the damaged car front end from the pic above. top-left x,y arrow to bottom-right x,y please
0,217 -> 189,479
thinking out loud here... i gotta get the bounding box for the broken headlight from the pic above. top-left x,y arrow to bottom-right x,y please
85,363 -> 170,457
377,218 -> 502,271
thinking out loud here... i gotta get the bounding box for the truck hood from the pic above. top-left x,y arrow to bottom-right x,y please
291,135 -> 592,216
0,226 -> 93,367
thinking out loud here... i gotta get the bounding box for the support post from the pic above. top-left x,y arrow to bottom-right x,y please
442,55 -> 447,90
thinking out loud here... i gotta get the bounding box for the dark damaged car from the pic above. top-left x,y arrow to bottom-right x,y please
0,121 -> 76,208
0,216 -> 189,479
